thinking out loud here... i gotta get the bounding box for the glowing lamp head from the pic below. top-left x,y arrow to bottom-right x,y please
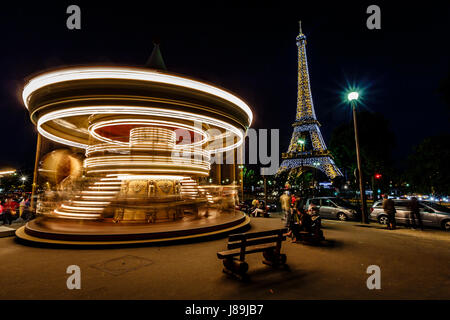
348,91 -> 359,101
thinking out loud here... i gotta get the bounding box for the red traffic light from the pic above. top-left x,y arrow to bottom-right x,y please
374,173 -> 382,179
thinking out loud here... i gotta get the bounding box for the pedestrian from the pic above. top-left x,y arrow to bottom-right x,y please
280,192 -> 290,222
286,199 -> 300,242
382,195 -> 396,230
20,196 -> 31,221
19,197 -> 26,219
4,197 -> 19,225
0,200 -> 7,225
408,197 -> 423,230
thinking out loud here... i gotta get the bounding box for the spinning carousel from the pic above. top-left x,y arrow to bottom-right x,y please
16,64 -> 252,245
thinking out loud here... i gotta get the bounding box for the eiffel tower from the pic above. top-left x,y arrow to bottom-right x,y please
279,21 -> 342,180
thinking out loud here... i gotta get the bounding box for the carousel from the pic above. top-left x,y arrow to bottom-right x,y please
16,53 -> 252,245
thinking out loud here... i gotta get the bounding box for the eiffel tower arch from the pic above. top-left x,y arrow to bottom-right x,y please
278,21 -> 343,182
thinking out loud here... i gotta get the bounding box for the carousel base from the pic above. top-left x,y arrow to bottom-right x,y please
15,210 -> 250,246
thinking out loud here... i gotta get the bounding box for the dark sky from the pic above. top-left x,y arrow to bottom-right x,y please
1,1 -> 449,169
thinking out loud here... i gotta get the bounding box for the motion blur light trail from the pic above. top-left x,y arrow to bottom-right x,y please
17,66 -> 253,245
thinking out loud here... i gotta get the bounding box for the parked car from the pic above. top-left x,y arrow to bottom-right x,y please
369,199 -> 450,230
260,200 -> 277,212
305,197 -> 359,221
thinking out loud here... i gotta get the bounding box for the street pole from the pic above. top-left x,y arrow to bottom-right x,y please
314,167 -> 316,197
352,101 -> 368,223
300,158 -> 303,197
371,175 -> 376,201
30,133 -> 42,214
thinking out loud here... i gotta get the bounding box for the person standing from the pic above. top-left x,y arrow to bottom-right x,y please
382,195 -> 396,230
280,192 -> 290,222
3,198 -> 12,225
287,199 -> 300,242
0,200 -> 7,225
5,197 -> 19,225
19,197 -> 26,219
408,197 -> 423,230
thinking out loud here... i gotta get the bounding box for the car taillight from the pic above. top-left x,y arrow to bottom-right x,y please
370,208 -> 374,213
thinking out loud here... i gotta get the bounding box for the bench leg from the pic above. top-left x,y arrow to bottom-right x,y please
223,258 -> 248,280
262,249 -> 287,267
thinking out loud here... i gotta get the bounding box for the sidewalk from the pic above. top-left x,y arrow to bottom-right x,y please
1,215 -> 449,299
261,211 -> 450,242
325,219 -> 450,242
0,218 -> 26,237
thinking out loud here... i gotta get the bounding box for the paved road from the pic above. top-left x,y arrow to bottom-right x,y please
0,216 -> 449,299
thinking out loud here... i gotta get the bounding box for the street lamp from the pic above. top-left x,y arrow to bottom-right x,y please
348,91 -> 368,224
348,91 -> 359,101
296,139 -> 306,195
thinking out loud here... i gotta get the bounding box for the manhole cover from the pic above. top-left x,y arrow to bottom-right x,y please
91,255 -> 153,276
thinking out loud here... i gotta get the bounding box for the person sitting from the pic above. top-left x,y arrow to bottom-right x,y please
287,199 -> 311,242
298,209 -> 313,233
307,202 -> 319,216
251,199 -> 259,211
251,202 -> 265,217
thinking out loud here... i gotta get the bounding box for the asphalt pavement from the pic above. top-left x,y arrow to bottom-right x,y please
0,214 -> 449,300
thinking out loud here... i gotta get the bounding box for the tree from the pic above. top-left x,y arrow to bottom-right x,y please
328,111 -> 396,190
405,134 -> 450,195
242,165 -> 261,190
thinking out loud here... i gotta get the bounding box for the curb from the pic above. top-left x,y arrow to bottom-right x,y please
0,226 -> 16,238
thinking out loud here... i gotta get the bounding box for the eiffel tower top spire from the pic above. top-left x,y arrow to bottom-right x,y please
294,22 -> 318,124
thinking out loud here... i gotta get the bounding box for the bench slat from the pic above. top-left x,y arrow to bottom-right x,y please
227,235 -> 286,250
228,228 -> 287,241
217,244 -> 277,259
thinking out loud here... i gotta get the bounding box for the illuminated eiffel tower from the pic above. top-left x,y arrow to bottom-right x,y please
279,21 -> 342,180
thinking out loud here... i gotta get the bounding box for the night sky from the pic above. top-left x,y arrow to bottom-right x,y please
1,1 -> 449,169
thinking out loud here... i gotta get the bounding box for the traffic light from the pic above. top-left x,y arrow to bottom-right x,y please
374,173 -> 382,179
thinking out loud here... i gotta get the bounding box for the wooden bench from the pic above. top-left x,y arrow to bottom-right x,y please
217,228 -> 287,279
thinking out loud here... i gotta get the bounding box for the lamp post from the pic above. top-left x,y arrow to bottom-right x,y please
313,161 -> 320,197
348,91 -> 368,224
297,139 -> 305,196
